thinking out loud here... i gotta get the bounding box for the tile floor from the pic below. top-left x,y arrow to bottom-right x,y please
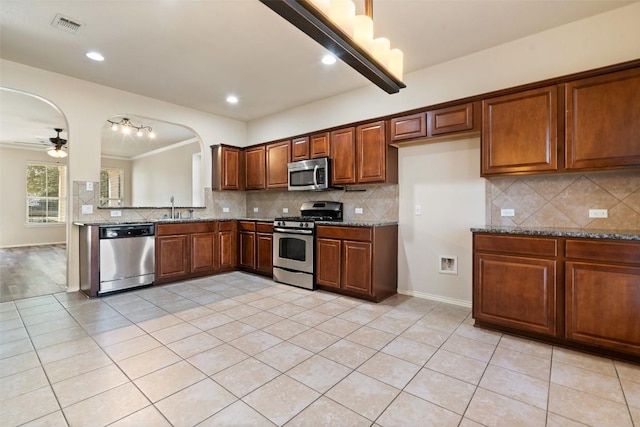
1,272 -> 638,426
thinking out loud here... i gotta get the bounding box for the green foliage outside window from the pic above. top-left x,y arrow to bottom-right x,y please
26,163 -> 66,223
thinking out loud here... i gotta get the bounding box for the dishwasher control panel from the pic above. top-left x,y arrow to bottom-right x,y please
99,224 -> 155,239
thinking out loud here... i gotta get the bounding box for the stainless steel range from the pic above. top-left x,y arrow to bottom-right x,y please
273,201 -> 343,290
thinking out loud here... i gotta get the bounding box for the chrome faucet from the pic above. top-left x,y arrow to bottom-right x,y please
170,195 -> 176,219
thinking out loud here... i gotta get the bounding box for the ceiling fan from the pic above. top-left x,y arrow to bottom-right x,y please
47,128 -> 68,158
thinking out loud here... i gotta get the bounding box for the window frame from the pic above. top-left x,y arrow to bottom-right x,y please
25,162 -> 67,225
99,167 -> 125,207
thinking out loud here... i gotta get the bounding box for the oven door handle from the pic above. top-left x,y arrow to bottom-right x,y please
274,228 -> 314,235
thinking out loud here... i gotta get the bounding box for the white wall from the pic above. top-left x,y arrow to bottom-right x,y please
0,147 -> 67,247
246,3 -> 640,305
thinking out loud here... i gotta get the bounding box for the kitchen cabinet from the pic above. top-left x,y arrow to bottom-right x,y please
156,234 -> 190,281
238,221 -> 256,270
245,145 -> 266,190
211,145 -> 243,190
473,234 -> 560,337
481,86 -> 559,176
357,121 -> 388,183
238,221 -> 273,277
256,225 -> 273,275
218,221 -> 237,270
390,113 -> 426,142
292,136 -> 309,161
310,132 -> 330,158
266,140 -> 291,188
330,127 -> 356,185
565,67 -> 640,170
565,239 -> 640,356
316,224 -> 397,302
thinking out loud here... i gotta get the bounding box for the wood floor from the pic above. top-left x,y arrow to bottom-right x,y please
0,244 -> 66,302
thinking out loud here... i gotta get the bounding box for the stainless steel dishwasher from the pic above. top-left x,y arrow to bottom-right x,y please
98,223 -> 155,295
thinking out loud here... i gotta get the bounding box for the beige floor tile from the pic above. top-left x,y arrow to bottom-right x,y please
25,316 -> 79,337
425,349 -> 487,385
621,379 -> 640,408
290,296 -> 328,309
404,368 -> 476,415
271,291 -> 306,303
490,346 -> 550,381
415,314 -> 462,334
380,336 -> 437,366
241,311 -> 285,329
548,383 -> 633,427
366,315 -> 414,335
172,305 -> 215,321
616,360 -> 640,383
248,297 -> 285,310
109,405 -> 172,427
458,417 -> 486,427
346,326 -> 395,350
315,317 -> 362,338
0,350 -> 41,378
546,412 -> 590,427
92,324 -> 146,347
137,313 -> 183,333
0,386 -> 60,426
208,320 -> 257,341
229,330 -> 282,355
30,326 -> 88,350
63,382 -> 150,427
377,391 -> 461,427
267,302 -> 307,318
286,354 -> 353,393
551,361 -> 625,403
319,339 -> 377,369
36,336 -> 100,365
498,334 -> 552,359
198,400 -> 276,426
212,358 -> 280,397
262,319 -> 309,340
244,375 -> 320,426
480,364 -> 549,409
552,347 -> 617,376
290,309 -> 333,327
0,366 -> 49,401
167,332 -> 223,359
1,337 -> 34,359
453,323 -> 502,346
629,405 -> 640,426
357,352 -> 421,389
313,301 -> 352,316
400,322 -> 450,347
134,360 -> 206,402
187,343 -> 249,375
286,395 -> 371,427
289,328 -> 341,353
326,371 -> 399,421
232,292 -> 265,304
441,334 -> 496,363
43,348 -> 112,383
337,308 -> 381,325
21,410 -> 68,426
189,312 -> 235,330
117,346 -> 181,379
150,321 -> 201,344
103,334 -> 163,361
206,298 -> 243,312
221,304 -> 262,320
156,378 -> 236,427
52,363 -> 128,407
0,326 -> 29,344
255,341 -> 313,372
465,387 -> 547,427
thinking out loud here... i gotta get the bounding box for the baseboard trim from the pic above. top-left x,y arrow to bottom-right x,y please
397,289 -> 472,308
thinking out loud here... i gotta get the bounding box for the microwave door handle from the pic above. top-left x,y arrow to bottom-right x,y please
313,165 -> 319,187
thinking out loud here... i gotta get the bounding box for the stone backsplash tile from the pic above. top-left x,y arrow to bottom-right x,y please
488,170 -> 640,230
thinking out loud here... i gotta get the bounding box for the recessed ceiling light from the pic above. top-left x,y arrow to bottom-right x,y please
226,95 -> 239,104
86,51 -> 104,61
321,54 -> 337,65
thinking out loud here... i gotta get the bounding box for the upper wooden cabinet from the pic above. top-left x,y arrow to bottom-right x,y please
291,137 -> 309,161
310,132 -> 330,158
245,145 -> 266,190
565,68 -> 640,170
390,113 -> 426,142
266,140 -> 291,189
330,127 -> 357,185
390,102 -> 478,143
481,86 -> 558,176
357,121 -> 388,183
211,145 -> 243,190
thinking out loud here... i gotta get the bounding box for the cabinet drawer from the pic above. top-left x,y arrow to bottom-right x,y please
566,239 -> 640,265
218,221 -> 235,232
157,221 -> 216,236
256,222 -> 273,233
390,113 -> 426,142
239,221 -> 256,231
474,234 -> 557,257
317,226 -> 372,242
428,103 -> 475,136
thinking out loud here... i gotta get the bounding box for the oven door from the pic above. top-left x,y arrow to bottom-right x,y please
272,229 -> 314,274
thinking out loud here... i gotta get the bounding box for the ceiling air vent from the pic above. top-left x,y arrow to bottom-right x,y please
51,14 -> 84,34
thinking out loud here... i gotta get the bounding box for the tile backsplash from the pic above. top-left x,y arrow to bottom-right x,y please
487,170 -> 640,230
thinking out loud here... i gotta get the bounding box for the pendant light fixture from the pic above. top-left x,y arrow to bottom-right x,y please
47,128 -> 68,158
260,0 -> 405,94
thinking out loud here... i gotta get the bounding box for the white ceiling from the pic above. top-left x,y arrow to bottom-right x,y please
0,0 -> 634,156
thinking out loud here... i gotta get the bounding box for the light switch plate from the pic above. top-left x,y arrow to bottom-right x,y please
222,207 -> 230,213
86,182 -> 93,191
283,208 -> 289,213
81,205 -> 93,215
501,208 -> 515,217
253,207 -> 259,213
110,210 -> 122,217
355,207 -> 363,214
589,209 -> 608,218
415,205 -> 421,215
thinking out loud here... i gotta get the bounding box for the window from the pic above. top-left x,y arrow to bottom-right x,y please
100,167 -> 124,207
26,163 -> 67,223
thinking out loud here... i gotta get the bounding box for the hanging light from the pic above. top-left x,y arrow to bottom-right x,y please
106,117 -> 155,138
47,147 -> 68,158
47,128 -> 68,158
260,0 -> 405,93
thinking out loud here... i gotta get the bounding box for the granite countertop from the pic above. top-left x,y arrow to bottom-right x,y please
316,220 -> 398,227
471,226 -> 640,241
75,218 -> 398,227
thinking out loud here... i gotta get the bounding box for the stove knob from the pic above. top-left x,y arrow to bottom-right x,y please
299,222 -> 304,228
279,221 -> 284,227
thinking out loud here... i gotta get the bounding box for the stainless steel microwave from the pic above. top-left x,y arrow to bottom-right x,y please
288,157 -> 330,191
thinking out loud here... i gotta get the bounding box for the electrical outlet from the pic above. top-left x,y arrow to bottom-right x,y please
253,207 -> 259,213
110,210 -> 122,217
81,205 -> 93,215
589,209 -> 608,218
283,208 -> 289,213
415,205 -> 421,215
501,208 -> 515,217
355,208 -> 363,214
86,182 -> 93,191
222,207 -> 230,213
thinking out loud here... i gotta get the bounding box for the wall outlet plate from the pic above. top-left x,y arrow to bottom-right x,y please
355,207 -> 363,214
222,207 -> 230,213
589,209 -> 608,218
253,207 -> 259,213
439,255 -> 458,275
501,208 -> 515,217
283,208 -> 289,213
415,205 -> 421,215
110,210 -> 122,217
81,205 -> 93,215
86,182 -> 93,191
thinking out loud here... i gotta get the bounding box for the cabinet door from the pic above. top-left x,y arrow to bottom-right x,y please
191,232 -> 217,273
474,253 -> 558,336
256,232 -> 273,275
316,238 -> 341,289
390,113 -> 426,142
239,231 -> 256,269
245,146 -> 266,190
565,68 -> 640,170
310,132 -> 330,158
218,229 -> 236,270
482,86 -> 558,176
566,262 -> 640,355
266,140 -> 291,188
330,127 -> 356,185
156,235 -> 189,280
343,241 -> 372,295
357,121 -> 386,183
292,137 -> 309,161
220,146 -> 242,190
428,103 -> 475,136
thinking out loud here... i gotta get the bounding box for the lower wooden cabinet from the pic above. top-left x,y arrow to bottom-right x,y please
218,222 -> 237,270
238,221 -> 273,277
156,234 -> 189,281
316,224 -> 397,302
256,232 -> 273,275
239,228 -> 256,270
190,232 -> 217,273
